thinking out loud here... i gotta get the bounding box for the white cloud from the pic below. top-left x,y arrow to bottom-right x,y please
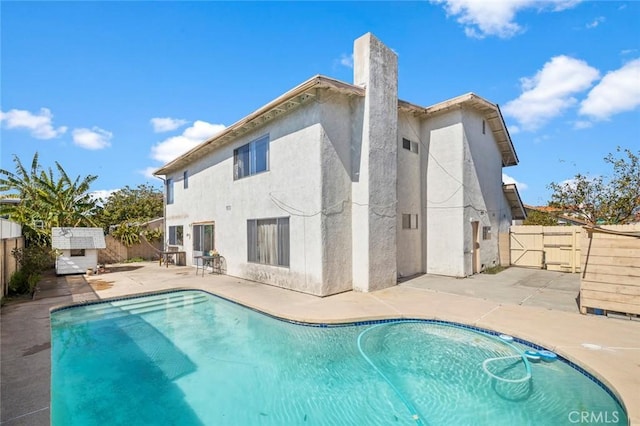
140,166 -> 158,179
150,117 -> 189,133
151,120 -> 225,163
72,127 -> 112,150
573,120 -> 593,129
503,173 -> 528,190
431,0 -> 581,38
585,16 -> 605,29
90,189 -> 119,204
502,55 -> 599,131
0,107 -> 67,139
338,53 -> 353,69
579,59 -> 640,121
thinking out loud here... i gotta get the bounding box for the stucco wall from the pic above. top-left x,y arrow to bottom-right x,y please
56,250 -> 98,275
461,108 -> 505,273
352,33 -> 398,292
165,101 -> 328,295
318,92 -> 357,295
397,112 -> 424,277
423,111 -> 465,276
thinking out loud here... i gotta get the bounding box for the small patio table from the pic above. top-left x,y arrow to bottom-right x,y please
159,251 -> 186,267
194,255 -> 222,276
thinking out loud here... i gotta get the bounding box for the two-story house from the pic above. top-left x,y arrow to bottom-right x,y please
154,33 -> 525,296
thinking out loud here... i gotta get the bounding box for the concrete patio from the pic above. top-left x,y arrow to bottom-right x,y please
1,263 -> 638,425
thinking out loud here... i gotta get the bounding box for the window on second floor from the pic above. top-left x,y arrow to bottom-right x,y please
183,170 -> 189,189
234,135 -> 269,180
166,178 -> 174,204
402,214 -> 419,229
402,138 -> 418,154
169,225 -> 183,245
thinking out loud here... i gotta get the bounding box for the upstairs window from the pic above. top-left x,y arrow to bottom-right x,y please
166,178 -> 174,204
169,225 -> 183,245
234,135 -> 269,180
402,138 -> 419,154
183,170 -> 189,189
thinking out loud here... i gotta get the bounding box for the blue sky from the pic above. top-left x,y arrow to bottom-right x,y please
1,1 -> 639,206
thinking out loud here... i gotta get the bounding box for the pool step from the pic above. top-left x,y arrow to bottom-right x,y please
53,292 -> 210,325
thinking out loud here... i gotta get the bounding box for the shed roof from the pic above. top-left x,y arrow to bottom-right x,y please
154,75 -> 518,176
503,184 -> 526,221
51,227 -> 106,250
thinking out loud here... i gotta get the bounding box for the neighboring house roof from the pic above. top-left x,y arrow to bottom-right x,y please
0,198 -> 21,205
51,227 -> 106,250
523,205 -> 590,226
503,184 -> 526,220
154,75 -> 517,176
0,218 -> 22,239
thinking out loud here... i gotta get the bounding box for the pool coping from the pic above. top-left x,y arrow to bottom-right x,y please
3,264 -> 637,426
50,287 -> 630,420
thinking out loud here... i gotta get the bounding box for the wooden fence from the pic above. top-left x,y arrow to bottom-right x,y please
579,225 -> 640,316
1,237 -> 24,297
98,235 -> 163,264
509,225 -> 581,272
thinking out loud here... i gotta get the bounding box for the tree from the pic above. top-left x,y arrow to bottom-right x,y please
0,153 -> 100,245
548,147 -> 640,225
96,184 -> 163,246
523,209 -> 559,226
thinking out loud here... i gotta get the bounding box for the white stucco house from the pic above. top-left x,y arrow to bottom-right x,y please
52,227 -> 106,275
154,33 -> 525,296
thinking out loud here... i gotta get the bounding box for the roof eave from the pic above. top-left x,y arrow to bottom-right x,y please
400,93 -> 518,167
154,76 -> 364,176
503,183 -> 526,220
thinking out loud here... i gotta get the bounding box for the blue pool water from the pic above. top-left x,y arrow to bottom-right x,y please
51,290 -> 627,425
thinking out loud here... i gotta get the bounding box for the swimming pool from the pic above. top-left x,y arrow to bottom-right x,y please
51,290 -> 627,425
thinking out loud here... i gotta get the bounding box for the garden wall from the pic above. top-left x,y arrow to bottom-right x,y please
1,237 -> 24,297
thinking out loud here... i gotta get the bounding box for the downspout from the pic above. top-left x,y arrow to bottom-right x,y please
155,175 -> 167,252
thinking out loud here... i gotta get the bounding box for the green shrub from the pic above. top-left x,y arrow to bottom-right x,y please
8,269 -> 29,294
124,256 -> 145,263
9,245 -> 55,295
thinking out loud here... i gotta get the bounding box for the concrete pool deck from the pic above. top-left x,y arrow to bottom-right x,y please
1,262 -> 638,425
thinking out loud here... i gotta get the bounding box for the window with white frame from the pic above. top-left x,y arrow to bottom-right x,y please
70,249 -> 85,257
402,214 -> 419,229
234,135 -> 269,180
402,138 -> 418,154
169,225 -> 183,245
247,217 -> 289,267
183,170 -> 189,189
166,178 -> 174,204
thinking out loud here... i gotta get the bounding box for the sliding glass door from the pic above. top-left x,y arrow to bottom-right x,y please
193,223 -> 215,260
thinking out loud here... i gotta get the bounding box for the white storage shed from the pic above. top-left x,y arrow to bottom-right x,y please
52,227 -> 106,275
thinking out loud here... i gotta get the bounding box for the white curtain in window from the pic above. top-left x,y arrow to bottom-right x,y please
258,219 -> 277,265
277,218 -> 289,266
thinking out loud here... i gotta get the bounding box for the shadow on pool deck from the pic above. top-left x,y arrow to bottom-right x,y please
1,263 -> 638,425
